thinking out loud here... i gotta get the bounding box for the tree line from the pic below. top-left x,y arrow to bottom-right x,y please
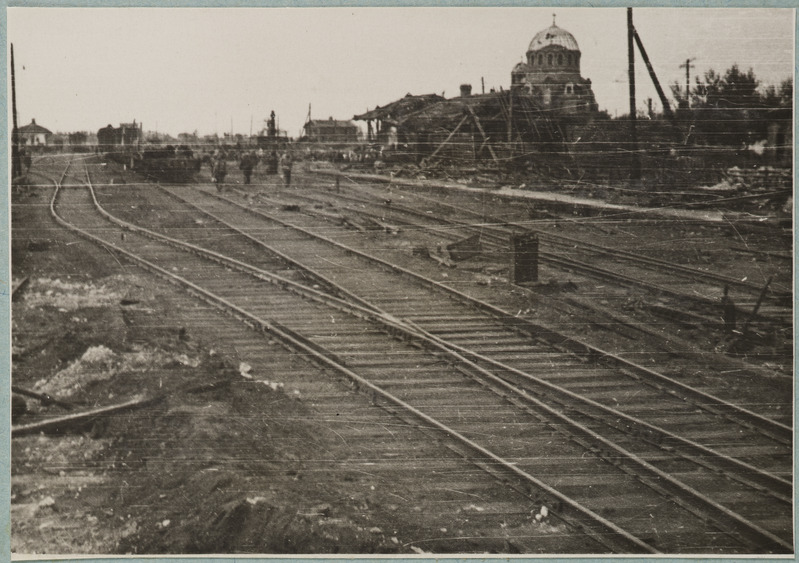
670,64 -> 792,147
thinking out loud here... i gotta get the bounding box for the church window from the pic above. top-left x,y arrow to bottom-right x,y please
568,54 -> 572,65
558,54 -> 563,65
547,54 -> 553,65
538,54 -> 543,65
565,83 -> 573,94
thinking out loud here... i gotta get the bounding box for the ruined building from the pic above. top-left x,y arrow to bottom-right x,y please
353,17 -> 603,169
511,17 -> 598,115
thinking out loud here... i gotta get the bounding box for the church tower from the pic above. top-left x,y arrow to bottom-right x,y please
511,15 -> 598,114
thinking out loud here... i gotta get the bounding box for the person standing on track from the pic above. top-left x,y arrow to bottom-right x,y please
239,151 -> 255,185
21,147 -> 31,174
212,149 -> 227,192
267,150 -> 279,175
280,151 -> 293,188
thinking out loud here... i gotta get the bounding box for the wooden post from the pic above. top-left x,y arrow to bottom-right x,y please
740,277 -> 773,335
11,43 -> 21,180
632,29 -> 675,121
426,114 -> 469,162
12,396 -> 165,437
507,90 -> 513,142
509,233 -> 539,284
627,8 -> 641,180
467,106 -> 500,166
679,58 -> 695,107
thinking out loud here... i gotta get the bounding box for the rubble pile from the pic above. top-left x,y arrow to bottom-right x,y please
22,277 -> 124,311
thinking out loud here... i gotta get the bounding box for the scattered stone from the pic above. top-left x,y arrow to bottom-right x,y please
309,503 -> 332,517
37,496 -> 55,509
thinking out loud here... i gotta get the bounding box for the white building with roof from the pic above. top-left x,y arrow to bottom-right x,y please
17,118 -> 53,146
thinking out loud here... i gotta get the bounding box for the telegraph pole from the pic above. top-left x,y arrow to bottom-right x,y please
632,28 -> 674,121
679,58 -> 696,107
627,8 -> 641,181
11,43 -> 21,180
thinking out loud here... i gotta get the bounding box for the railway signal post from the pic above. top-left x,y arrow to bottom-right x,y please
510,232 -> 539,284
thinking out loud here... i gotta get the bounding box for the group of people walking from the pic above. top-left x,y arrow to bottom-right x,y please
210,148 -> 293,191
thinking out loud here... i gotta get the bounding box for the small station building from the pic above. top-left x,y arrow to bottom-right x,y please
17,118 -> 53,147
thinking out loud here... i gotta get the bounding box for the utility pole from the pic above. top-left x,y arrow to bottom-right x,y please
679,57 -> 696,107
627,8 -> 641,181
632,27 -> 675,121
11,43 -> 20,180
507,88 -> 513,143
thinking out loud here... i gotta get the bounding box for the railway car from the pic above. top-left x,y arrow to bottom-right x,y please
138,145 -> 202,182
96,122 -> 200,183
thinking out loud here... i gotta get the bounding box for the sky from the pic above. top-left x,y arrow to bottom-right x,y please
6,6 -> 794,138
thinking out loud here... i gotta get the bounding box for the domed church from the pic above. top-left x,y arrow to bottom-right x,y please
511,15 -> 598,115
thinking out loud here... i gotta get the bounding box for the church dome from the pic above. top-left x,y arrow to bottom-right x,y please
528,24 -> 580,52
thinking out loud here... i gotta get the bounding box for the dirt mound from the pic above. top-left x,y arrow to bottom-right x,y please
113,382 -> 405,555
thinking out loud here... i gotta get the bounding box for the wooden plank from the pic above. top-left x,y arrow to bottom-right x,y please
12,396 -> 164,437
425,114 -> 470,163
466,106 -> 501,165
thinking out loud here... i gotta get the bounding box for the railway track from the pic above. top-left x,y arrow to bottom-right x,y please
291,176 -> 792,391
206,181 -> 791,384
304,171 -> 791,315
80,170 -> 793,552
52,161 -> 675,553
22,160 -> 601,554
288,172 -> 792,360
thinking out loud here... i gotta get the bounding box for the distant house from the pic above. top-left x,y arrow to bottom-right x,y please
68,131 -> 89,146
17,118 -> 52,147
303,118 -> 359,144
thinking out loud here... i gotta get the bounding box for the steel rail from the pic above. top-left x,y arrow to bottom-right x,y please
74,174 -> 792,551
404,319 -> 792,498
166,186 -> 792,439
137,187 -> 793,548
50,171 -> 664,554
151,187 -> 791,500
268,186 -> 790,323
312,171 -> 790,297
537,232 -> 791,299
195,187 -> 792,434
400,322 -> 792,551
180,186 -> 792,445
